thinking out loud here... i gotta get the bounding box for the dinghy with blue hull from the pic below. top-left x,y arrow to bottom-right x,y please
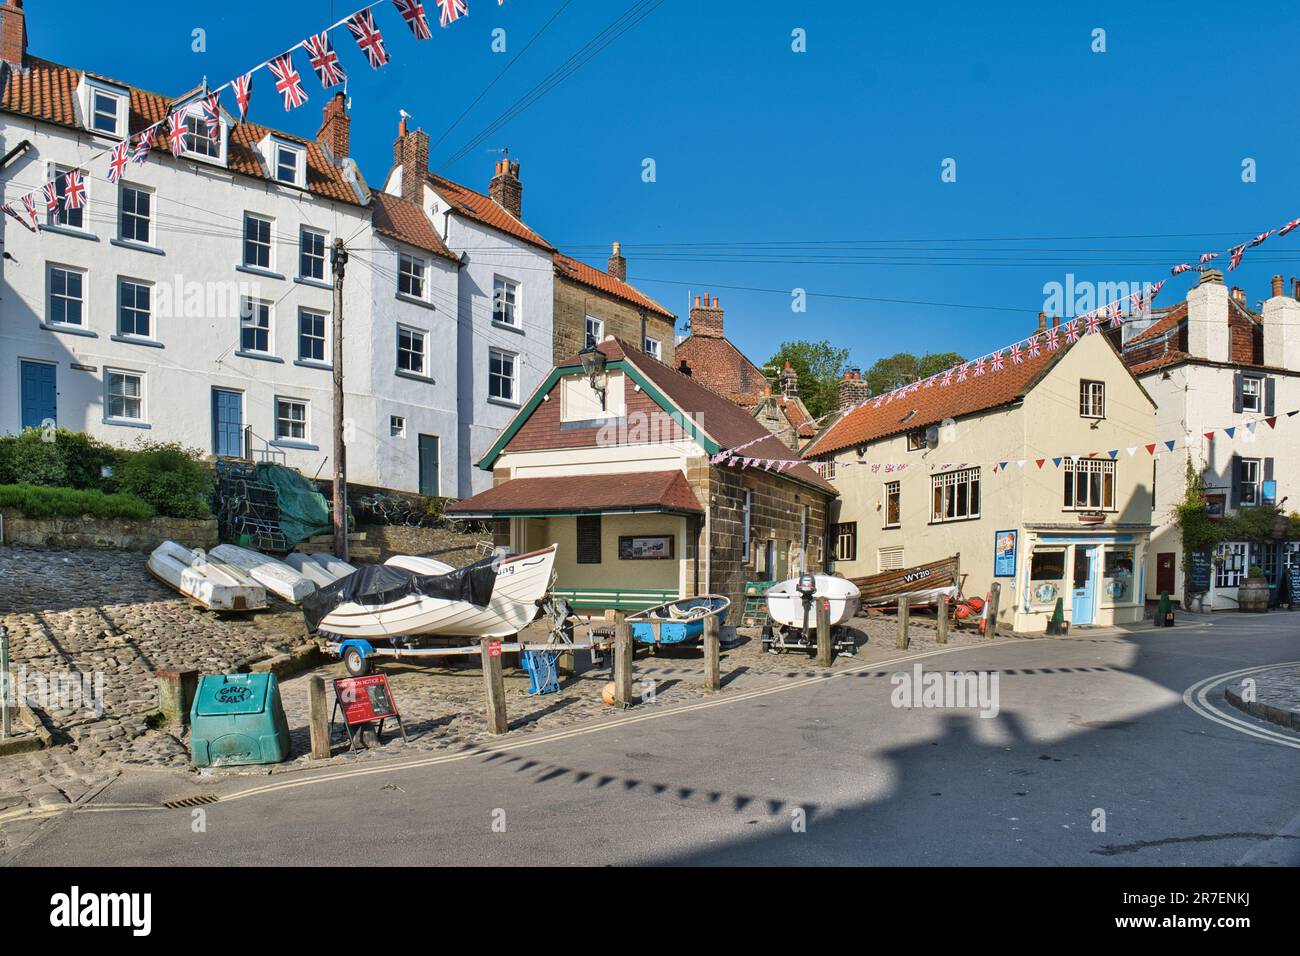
626,595 -> 730,646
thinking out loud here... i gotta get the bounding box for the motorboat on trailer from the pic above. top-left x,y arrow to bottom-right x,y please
626,595 -> 731,648
303,544 -> 558,643
762,572 -> 861,654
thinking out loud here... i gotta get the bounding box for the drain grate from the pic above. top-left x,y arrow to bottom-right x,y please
162,795 -> 219,809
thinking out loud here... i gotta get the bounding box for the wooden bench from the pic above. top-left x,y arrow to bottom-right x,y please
550,587 -> 679,615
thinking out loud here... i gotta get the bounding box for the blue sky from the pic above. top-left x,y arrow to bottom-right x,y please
33,0 -> 1300,371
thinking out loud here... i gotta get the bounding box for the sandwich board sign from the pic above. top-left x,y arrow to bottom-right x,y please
332,674 -> 407,750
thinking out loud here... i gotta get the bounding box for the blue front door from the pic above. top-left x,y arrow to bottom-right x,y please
212,389 -> 243,458
1072,545 -> 1096,625
19,360 -> 57,430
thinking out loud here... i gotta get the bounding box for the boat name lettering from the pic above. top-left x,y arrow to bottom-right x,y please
903,569 -> 933,583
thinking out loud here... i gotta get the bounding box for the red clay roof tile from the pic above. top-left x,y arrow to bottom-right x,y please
370,191 -> 458,262
447,469 -> 702,516
426,172 -> 553,250
552,252 -> 674,321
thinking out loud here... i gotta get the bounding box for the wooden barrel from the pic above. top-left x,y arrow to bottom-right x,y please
1237,577 -> 1270,613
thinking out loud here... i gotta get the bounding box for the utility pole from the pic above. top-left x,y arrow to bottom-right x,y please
331,238 -> 349,561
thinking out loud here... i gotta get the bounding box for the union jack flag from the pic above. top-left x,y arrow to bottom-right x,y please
1045,327 -> 1060,350
1249,229 -> 1273,247
106,141 -> 130,184
42,181 -> 59,213
168,111 -> 188,157
202,92 -> 223,139
1171,262 -> 1193,276
1,201 -> 25,228
437,0 -> 469,27
1064,318 -> 1080,343
131,126 -> 155,164
1278,217 -> 1300,237
1009,343 -> 1024,365
924,375 -> 936,388
304,32 -> 347,88
393,0 -> 433,39
991,350 -> 1004,371
955,364 -> 969,383
232,73 -> 253,122
1199,251 -> 1218,264
1149,279 -> 1166,300
940,369 -> 953,387
347,10 -> 390,68
1027,334 -> 1042,358
1085,311 -> 1100,335
268,54 -> 308,110
21,191 -> 39,227
1131,291 -> 1147,316
1228,243 -> 1246,270
1108,301 -> 1123,328
62,170 -> 86,211
972,356 -> 987,376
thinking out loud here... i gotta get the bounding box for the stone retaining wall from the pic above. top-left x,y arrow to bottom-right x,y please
0,510 -> 217,551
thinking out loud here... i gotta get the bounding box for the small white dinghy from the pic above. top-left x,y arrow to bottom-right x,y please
211,543 -> 316,604
765,573 -> 862,629
147,541 -> 268,612
285,552 -> 356,589
313,545 -> 557,640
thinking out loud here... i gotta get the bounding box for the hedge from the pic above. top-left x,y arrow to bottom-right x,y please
0,484 -> 156,520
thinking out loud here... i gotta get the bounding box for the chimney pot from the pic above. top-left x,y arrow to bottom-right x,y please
1272,275 -> 1284,298
688,292 -> 725,338
489,156 -> 523,219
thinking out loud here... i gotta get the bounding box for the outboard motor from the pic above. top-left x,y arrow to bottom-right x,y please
796,573 -> 818,630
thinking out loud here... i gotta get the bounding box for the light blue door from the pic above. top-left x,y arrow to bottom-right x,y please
1072,545 -> 1096,625
212,389 -> 243,458
19,360 -> 56,430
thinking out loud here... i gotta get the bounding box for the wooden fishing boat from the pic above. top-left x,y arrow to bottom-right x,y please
211,543 -> 316,604
626,595 -> 730,646
147,541 -> 268,612
849,555 -> 960,608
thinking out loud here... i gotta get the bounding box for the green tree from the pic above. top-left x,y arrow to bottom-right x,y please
763,340 -> 850,420
864,351 -> 966,395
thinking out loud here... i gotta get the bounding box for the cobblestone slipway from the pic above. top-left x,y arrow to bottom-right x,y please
0,546 -> 1005,861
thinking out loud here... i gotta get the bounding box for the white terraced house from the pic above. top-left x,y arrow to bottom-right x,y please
1121,268 -> 1300,609
384,131 -> 555,497
0,0 -> 460,495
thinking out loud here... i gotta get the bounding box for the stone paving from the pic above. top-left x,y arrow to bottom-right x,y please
0,544 -> 1006,861
1225,663 -> 1300,731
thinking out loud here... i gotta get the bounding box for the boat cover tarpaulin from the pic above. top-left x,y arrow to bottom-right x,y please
254,463 -> 332,547
301,558 -> 499,634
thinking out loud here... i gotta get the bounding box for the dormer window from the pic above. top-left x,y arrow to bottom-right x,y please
273,143 -> 305,187
78,78 -> 128,138
184,113 -> 221,159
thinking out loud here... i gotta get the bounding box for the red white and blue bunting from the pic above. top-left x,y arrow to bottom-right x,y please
3,1 -> 474,231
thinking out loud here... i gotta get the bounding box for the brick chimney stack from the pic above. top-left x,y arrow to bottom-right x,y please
689,294 -> 724,338
393,116 -> 429,207
607,241 -> 626,282
1,0 -> 26,67
779,360 -> 798,399
1271,275 -> 1284,298
837,368 -> 870,411
317,92 -> 350,160
489,157 -> 522,219
1036,312 -> 1047,334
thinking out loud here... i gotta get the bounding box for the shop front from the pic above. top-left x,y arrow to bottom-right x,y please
1015,526 -> 1151,631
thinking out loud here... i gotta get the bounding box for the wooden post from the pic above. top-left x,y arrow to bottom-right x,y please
703,613 -> 721,691
480,638 -> 508,734
613,612 -> 634,707
987,582 -> 1001,639
308,677 -> 332,759
155,669 -> 198,726
896,595 -> 910,649
330,238 -> 350,562
815,598 -> 833,666
937,595 -> 949,644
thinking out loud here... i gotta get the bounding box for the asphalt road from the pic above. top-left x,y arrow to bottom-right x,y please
15,614 -> 1300,866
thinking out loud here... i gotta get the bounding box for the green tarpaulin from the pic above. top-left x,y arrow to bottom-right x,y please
254,463 -> 331,547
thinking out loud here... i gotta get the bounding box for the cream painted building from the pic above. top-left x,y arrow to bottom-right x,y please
1122,270 -> 1300,609
805,330 -> 1156,632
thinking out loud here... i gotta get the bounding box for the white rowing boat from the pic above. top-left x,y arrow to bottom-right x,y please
284,552 -> 356,588
147,541 -> 268,612
384,554 -> 456,576
314,544 -> 557,640
211,543 -> 316,604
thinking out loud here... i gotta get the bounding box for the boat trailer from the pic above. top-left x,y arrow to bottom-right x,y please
760,576 -> 855,656
321,597 -> 612,682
